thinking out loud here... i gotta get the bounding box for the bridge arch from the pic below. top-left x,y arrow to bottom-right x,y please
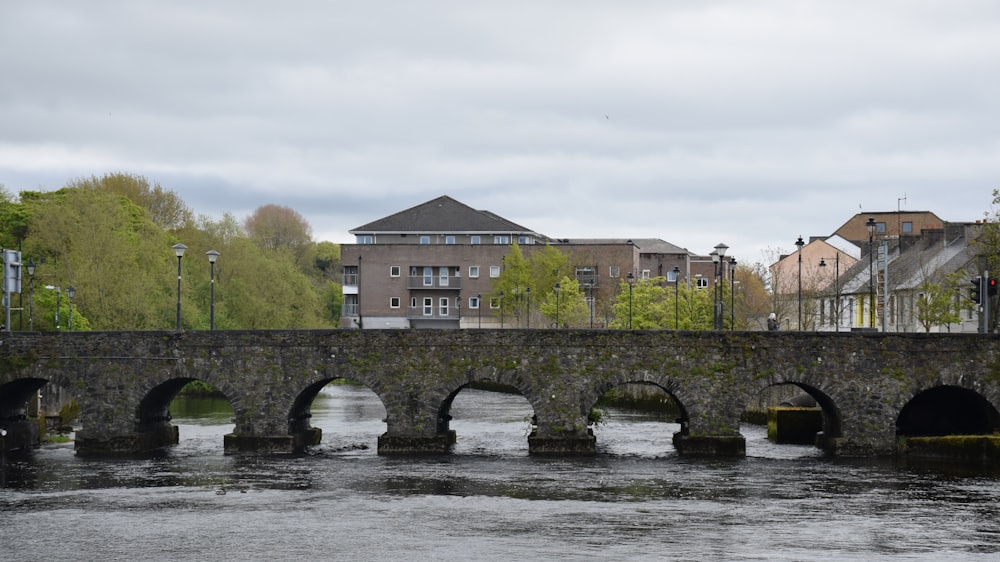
287,376 -> 388,451
897,385 -> 1000,436
742,371 -> 846,453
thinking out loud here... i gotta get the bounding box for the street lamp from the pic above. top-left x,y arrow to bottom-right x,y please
820,254 -> 840,332
207,250 -> 219,330
67,286 -> 75,331
172,243 -> 187,331
626,271 -> 635,329
44,285 -> 61,331
866,216 -> 877,328
525,287 -> 531,328
795,235 -> 805,330
729,257 -> 737,331
710,243 -> 728,330
499,290 -> 505,328
672,266 -> 680,330
26,259 -> 35,331
554,283 -> 561,328
586,281 -> 594,329
477,294 -> 482,328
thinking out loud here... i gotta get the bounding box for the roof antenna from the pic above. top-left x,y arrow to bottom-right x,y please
898,193 -> 907,212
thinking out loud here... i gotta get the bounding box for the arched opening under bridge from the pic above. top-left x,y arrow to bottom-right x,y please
897,385 -> 1000,437
438,381 -> 534,456
137,378 -> 235,453
741,382 -> 840,459
289,378 -> 386,455
589,382 -> 685,458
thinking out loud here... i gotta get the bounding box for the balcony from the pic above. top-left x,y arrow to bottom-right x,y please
406,307 -> 461,320
406,276 -> 462,290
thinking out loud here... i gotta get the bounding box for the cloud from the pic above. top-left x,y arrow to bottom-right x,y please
2,1 -> 998,262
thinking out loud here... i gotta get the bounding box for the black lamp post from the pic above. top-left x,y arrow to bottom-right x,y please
66,286 -> 75,331
525,287 -> 531,328
820,254 -> 840,332
795,235 -> 805,330
477,294 -> 482,328
26,259 -> 34,331
207,250 -> 219,330
866,216 -> 877,328
499,290 -> 505,328
712,243 -> 728,330
729,257 -> 736,331
554,283 -> 561,328
173,243 -> 187,331
626,271 -> 634,329
672,266 -> 680,330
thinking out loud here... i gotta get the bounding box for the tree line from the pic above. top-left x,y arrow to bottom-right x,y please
0,173 -> 342,331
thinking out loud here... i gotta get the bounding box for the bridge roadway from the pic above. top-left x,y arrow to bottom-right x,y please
1,329 -> 999,457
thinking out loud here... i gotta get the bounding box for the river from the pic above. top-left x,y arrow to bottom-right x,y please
2,385 -> 1000,561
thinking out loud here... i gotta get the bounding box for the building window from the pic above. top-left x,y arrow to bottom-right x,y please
494,235 -> 511,244
876,222 -> 886,234
469,266 -> 480,278
343,265 -> 359,286
641,269 -> 651,279
423,297 -> 433,316
445,235 -> 456,244
411,297 -> 417,308
490,297 -> 500,309
423,266 -> 433,286
390,265 -> 401,277
420,235 -> 430,244
470,296 -> 480,309
439,267 -> 449,287
518,235 -> 532,245
696,276 -> 708,289
471,235 -> 481,245
439,297 -> 449,316
609,265 -> 620,278
902,221 -> 913,234
357,235 -> 373,244
390,297 -> 400,309
490,265 -> 501,278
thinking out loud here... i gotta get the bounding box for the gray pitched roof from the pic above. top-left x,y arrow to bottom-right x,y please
349,195 -> 538,234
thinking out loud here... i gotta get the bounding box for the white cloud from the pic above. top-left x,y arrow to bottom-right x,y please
1,1 -> 998,262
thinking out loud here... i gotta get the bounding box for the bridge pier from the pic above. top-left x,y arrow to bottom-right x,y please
0,418 -> 40,452
377,431 -> 456,455
672,433 -> 746,457
75,425 -> 179,456
528,433 -> 597,456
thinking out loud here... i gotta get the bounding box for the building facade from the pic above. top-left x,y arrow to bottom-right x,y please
340,196 -> 699,329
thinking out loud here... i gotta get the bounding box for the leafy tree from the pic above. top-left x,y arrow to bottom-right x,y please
69,172 -> 193,231
244,204 -> 313,254
539,276 -> 589,328
915,272 -> 964,332
491,243 -> 533,327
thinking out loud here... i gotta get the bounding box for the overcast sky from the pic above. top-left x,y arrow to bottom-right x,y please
2,2 -> 998,263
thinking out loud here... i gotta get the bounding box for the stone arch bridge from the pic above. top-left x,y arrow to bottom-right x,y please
1,330 -> 999,458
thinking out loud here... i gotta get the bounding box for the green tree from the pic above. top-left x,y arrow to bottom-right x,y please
244,204 -> 313,255
539,276 -> 589,328
915,272 -> 964,332
69,172 -> 193,231
491,243 -> 533,327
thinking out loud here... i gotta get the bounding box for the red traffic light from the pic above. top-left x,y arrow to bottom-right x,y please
990,277 -> 998,296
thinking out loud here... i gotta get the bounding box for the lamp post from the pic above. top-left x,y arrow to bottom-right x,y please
626,271 -> 634,329
26,259 -> 34,331
66,286 -> 75,331
499,290 -> 505,328
672,266 -> 680,330
525,287 -> 531,328
586,281 -> 594,329
795,235 -> 805,330
477,294 -> 482,328
820,254 -> 840,332
207,250 -> 219,330
729,257 -> 737,331
44,285 -> 61,331
172,243 -> 187,331
866,216 -> 877,328
554,283 -> 561,328
711,243 -> 728,330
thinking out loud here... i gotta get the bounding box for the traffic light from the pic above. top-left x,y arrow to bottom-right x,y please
971,277 -> 982,304
990,278 -> 998,296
